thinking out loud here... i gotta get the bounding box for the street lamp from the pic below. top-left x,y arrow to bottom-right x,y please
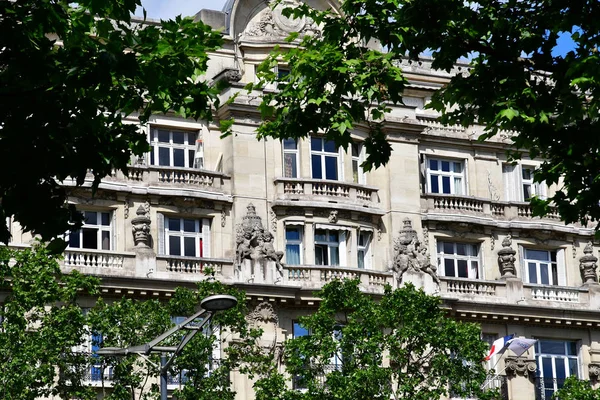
96,294 -> 238,400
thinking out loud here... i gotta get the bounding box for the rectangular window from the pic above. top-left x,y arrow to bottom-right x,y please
285,226 -> 303,265
283,139 -> 299,178
525,249 -> 558,285
427,158 -> 465,195
503,164 -> 547,201
311,138 -> 340,180
437,241 -> 480,279
68,211 -> 112,250
351,142 -> 366,184
150,127 -> 201,169
357,230 -> 371,269
164,217 -> 206,257
535,340 -> 579,399
315,229 -> 345,266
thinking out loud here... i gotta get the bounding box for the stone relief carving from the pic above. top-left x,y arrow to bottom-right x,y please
498,235 -> 517,277
269,208 -> 277,233
579,242 -> 598,284
487,170 -> 500,201
328,210 -> 338,224
505,356 -> 537,377
124,197 -> 131,219
221,208 -> 227,228
131,205 -> 151,247
243,0 -> 319,40
247,302 -> 282,361
589,363 -> 600,379
390,218 -> 440,285
247,301 -> 279,325
236,204 -> 285,278
490,232 -> 496,251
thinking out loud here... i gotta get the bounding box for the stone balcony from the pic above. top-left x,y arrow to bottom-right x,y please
420,193 -> 590,233
273,178 -> 384,215
61,248 -> 137,277
283,265 -> 393,293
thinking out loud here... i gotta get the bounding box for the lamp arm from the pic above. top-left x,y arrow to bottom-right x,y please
145,308 -> 210,354
161,313 -> 214,373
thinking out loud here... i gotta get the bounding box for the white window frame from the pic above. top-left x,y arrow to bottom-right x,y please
523,248 -> 564,286
314,227 -> 347,266
68,211 -> 113,251
437,241 -> 481,279
285,224 -> 304,265
351,142 -> 366,184
535,339 -> 579,400
149,127 -> 202,169
310,137 -> 342,181
426,157 -> 466,195
503,163 -> 547,202
283,138 -> 300,178
357,229 -> 372,269
163,216 -> 210,258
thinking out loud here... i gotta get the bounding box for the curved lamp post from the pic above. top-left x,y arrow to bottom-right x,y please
96,294 -> 238,400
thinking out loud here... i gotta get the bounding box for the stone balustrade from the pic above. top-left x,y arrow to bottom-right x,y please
282,265 -> 394,293
441,277 -> 501,297
156,256 -> 233,278
525,284 -> 581,303
421,194 -> 564,224
274,178 -> 380,206
62,249 -> 136,276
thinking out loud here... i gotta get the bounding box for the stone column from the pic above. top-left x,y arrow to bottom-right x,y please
505,355 -> 537,399
131,204 -> 156,277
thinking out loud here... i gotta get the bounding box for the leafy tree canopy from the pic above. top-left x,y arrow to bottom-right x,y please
252,0 -> 600,229
253,279 -> 497,400
0,0 -> 226,247
553,376 -> 600,400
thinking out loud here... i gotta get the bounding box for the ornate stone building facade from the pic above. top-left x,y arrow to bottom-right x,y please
7,0 -> 600,399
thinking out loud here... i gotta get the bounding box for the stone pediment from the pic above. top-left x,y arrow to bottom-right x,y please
240,0 -> 319,42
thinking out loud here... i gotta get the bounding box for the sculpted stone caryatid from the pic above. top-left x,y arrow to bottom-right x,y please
131,205 -> 151,247
498,235 -> 517,277
579,241 -> 598,284
236,204 -> 285,279
390,218 -> 440,285
243,0 -> 319,40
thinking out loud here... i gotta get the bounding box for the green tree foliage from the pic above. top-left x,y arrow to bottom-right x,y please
253,279 -> 497,400
0,0 -> 226,246
553,376 -> 600,400
0,247 -> 266,400
0,245 -> 100,400
253,0 -> 600,229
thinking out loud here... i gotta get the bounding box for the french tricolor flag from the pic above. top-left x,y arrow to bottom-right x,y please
485,334 -> 514,361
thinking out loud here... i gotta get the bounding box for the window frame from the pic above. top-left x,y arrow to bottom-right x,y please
314,228 -> 348,266
351,142 -> 366,184
283,138 -> 300,178
535,339 -> 580,399
523,248 -> 560,286
149,126 -> 202,169
310,137 -> 342,181
357,229 -> 372,269
285,225 -> 304,265
503,163 -> 547,202
436,240 -> 481,279
426,157 -> 466,195
67,210 -> 113,251
163,216 -> 209,258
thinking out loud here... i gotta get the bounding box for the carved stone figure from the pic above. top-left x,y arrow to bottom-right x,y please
328,210 -> 338,224
390,218 -> 440,285
579,242 -> 598,284
131,205 -> 151,247
236,204 -> 285,281
243,0 -> 319,40
498,235 -> 517,277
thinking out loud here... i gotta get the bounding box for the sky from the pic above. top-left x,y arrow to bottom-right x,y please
135,0 -> 228,20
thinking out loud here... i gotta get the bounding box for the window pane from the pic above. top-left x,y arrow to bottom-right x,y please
453,162 -> 463,173
454,177 -> 463,195
69,230 -> 81,248
444,259 -> 455,277
441,160 -> 450,172
312,155 -> 322,179
188,132 -> 197,144
101,212 -> 110,226
183,219 -> 196,233
551,251 -> 557,262
523,184 -> 532,200
188,150 -> 195,168
159,147 -> 170,166
173,148 -> 185,167
286,244 -> 301,265
522,167 -> 532,180
315,245 -> 327,265
84,211 -> 97,225
101,231 -> 110,250
286,228 -> 300,241
429,159 -> 438,171
541,341 -> 567,355
325,156 -> 338,180
293,322 -> 309,337
352,143 -> 360,157
168,218 -> 181,231
358,250 -> 365,269
456,243 -> 467,256
352,160 -> 359,183
311,138 -> 322,151
82,228 -> 98,249
172,131 -> 185,144
470,261 -> 479,279
184,237 -> 196,257
328,231 -> 339,242
284,153 -> 297,178
528,262 -> 538,284
542,357 -> 553,377
330,247 -> 339,265
527,249 -> 549,261
457,260 -> 468,278
442,176 -> 451,193
430,176 -> 439,193
567,342 -> 577,356
324,140 -> 337,153
157,130 -> 169,143
569,358 -> 578,375
540,263 -> 550,285
283,139 -> 297,149
555,360 -> 566,379
315,230 -> 327,242
443,242 -> 454,254
169,236 -> 181,256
